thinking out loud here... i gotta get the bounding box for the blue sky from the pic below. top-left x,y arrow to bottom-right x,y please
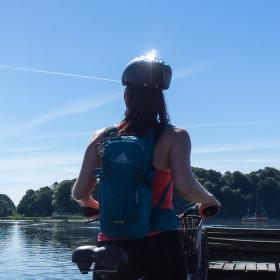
0,1 -> 279,204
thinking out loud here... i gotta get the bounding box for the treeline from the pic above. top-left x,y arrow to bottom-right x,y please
0,167 -> 280,219
193,166 -> 280,218
0,194 -> 16,216
0,180 -> 82,218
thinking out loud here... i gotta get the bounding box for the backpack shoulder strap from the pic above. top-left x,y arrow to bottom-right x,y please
102,125 -> 119,139
150,177 -> 174,227
93,126 -> 118,177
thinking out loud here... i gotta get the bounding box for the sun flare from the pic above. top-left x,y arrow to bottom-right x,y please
145,49 -> 158,61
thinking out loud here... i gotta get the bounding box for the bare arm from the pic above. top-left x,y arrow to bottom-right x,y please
72,129 -> 105,208
169,129 -> 220,213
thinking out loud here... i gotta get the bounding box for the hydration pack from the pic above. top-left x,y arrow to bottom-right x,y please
95,126 -> 172,239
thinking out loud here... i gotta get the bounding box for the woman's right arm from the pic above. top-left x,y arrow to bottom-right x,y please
169,128 -> 220,215
72,129 -> 104,209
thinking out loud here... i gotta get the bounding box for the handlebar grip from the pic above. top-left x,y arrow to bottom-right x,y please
83,207 -> 99,217
203,206 -> 219,217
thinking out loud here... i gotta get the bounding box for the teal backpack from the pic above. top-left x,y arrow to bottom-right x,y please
95,126 -> 174,239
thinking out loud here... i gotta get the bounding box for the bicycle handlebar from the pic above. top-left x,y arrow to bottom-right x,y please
83,207 -> 99,217
83,203 -> 219,224
177,203 -> 219,219
203,205 -> 219,217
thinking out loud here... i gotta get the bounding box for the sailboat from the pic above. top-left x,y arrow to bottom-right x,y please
242,189 -> 269,224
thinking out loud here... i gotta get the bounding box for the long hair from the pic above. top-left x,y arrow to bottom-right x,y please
118,85 -> 170,135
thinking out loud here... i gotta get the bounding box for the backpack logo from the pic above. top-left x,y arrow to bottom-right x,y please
114,153 -> 130,163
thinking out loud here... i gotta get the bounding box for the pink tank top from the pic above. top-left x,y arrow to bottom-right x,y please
97,169 -> 174,241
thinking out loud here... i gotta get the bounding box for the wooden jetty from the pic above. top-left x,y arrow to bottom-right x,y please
205,226 -> 280,280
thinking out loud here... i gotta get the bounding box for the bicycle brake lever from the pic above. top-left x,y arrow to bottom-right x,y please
203,206 -> 219,217
83,207 -> 99,217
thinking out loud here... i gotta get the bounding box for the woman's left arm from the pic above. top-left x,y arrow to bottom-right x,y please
72,130 -> 104,208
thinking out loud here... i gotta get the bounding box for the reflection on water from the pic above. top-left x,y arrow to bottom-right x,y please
0,221 -> 99,280
1,219 -> 280,279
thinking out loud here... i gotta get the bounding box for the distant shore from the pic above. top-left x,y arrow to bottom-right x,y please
0,215 -> 86,222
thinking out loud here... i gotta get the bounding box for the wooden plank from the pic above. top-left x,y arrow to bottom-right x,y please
208,237 -> 280,247
206,229 -> 280,243
234,262 -> 246,271
208,240 -> 280,255
246,262 -> 257,272
223,262 -> 235,271
211,262 -> 225,270
208,232 -> 280,240
201,233 -> 208,280
268,263 -> 276,272
208,235 -> 280,243
207,230 -> 280,237
208,246 -> 280,263
209,262 -> 223,270
205,226 -> 280,236
208,263 -> 214,269
257,263 -> 268,272
275,261 -> 280,280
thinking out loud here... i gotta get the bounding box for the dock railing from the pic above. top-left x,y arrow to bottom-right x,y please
206,226 -> 280,280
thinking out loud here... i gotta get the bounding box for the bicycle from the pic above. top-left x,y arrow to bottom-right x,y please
72,204 -> 218,280
177,204 -> 217,280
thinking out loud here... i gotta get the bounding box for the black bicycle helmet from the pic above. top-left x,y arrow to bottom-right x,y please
121,55 -> 172,90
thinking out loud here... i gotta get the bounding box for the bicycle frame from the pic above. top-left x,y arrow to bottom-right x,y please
72,203 -> 216,280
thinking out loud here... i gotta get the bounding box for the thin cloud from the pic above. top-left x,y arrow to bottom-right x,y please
192,140 -> 280,154
0,93 -> 120,140
183,120 -> 277,129
192,158 -> 280,174
64,167 -> 80,174
1,146 -> 51,153
0,152 -> 82,203
242,158 -> 279,164
0,153 -> 82,171
24,132 -> 90,140
0,64 -> 120,83
18,93 -> 120,131
194,158 -> 279,164
173,65 -> 206,80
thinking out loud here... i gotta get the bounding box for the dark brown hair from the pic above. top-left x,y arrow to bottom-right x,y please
118,85 -> 170,135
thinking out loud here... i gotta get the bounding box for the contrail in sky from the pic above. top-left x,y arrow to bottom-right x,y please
0,93 -> 120,139
20,93 -> 120,130
0,64 -> 121,83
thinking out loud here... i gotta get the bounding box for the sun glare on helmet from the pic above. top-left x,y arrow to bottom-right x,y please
145,49 -> 157,61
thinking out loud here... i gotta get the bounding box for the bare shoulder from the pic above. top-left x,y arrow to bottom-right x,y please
89,128 -> 107,143
163,125 -> 191,146
86,127 -> 108,153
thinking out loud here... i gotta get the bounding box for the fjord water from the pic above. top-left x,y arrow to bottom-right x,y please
0,221 -> 99,280
2,220 -> 280,280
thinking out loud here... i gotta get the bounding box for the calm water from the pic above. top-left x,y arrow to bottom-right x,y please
0,221 -> 99,280
1,219 -> 280,280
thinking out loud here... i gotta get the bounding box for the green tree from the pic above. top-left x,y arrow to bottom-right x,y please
254,168 -> 280,218
53,180 -> 81,215
0,194 -> 16,217
35,187 -> 54,216
16,187 -> 54,217
17,189 -> 37,216
232,172 -> 254,194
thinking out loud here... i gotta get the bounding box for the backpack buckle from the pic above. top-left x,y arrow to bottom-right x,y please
93,168 -> 102,178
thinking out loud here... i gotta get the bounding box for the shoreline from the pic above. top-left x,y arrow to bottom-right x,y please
0,216 -> 86,223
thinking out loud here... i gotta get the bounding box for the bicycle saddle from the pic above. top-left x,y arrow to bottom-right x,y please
72,244 -> 128,274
